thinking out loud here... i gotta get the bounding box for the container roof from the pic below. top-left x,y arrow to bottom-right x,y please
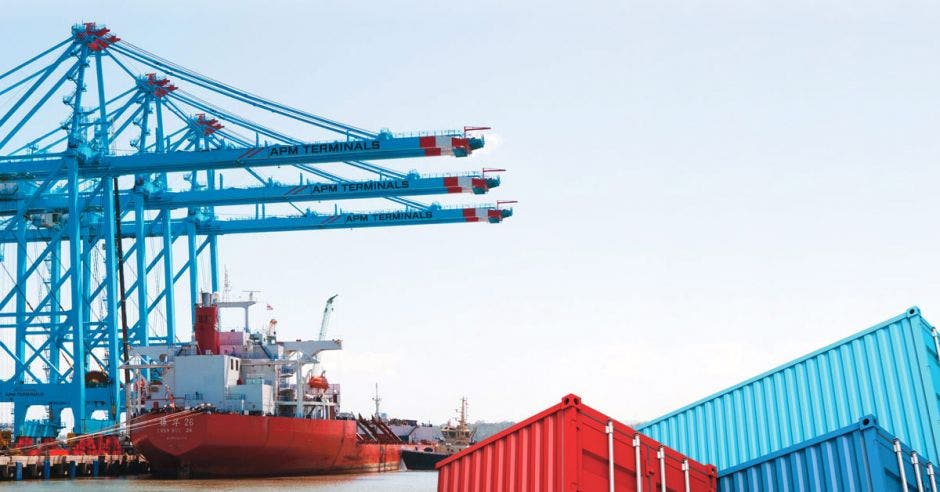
637,306 -> 929,430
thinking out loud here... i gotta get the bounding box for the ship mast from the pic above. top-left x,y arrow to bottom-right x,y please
373,383 -> 382,419
222,267 -> 232,301
459,397 -> 468,426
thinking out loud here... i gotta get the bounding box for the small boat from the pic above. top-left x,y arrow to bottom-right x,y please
401,397 -> 475,471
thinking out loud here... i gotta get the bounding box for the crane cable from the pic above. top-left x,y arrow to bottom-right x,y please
110,42 -> 376,139
112,177 -> 133,431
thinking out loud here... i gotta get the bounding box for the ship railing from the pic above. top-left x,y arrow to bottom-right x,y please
274,400 -> 336,407
241,378 -> 274,386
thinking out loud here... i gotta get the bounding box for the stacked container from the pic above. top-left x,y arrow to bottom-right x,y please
436,394 -> 717,492
636,307 -> 940,471
719,416 -> 934,492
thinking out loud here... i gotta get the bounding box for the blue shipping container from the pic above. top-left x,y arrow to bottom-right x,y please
636,307 -> 940,470
719,416 -> 935,492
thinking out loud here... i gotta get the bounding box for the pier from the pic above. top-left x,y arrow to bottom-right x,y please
0,454 -> 148,481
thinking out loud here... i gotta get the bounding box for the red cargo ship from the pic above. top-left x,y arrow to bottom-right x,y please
132,412 -> 401,477
127,293 -> 403,478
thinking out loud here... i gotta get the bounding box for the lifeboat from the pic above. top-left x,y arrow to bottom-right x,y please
307,375 -> 329,390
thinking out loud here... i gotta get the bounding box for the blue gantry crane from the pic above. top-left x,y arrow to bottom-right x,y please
0,23 -> 512,438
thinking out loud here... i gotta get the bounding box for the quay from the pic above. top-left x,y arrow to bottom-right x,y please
0,454 -> 148,481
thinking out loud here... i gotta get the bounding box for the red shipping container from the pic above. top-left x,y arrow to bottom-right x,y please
436,394 -> 717,492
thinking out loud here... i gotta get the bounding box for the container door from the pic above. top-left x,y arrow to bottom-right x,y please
867,428 -> 928,492
575,412 -> 655,492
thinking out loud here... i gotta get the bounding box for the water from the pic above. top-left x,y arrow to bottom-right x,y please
2,471 -> 438,491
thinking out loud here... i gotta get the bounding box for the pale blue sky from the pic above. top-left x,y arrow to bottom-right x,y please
2,1 -> 940,424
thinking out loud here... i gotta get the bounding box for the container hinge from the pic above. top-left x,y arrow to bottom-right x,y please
933,328 -> 940,363
633,434 -> 643,492
927,462 -> 937,492
682,459 -> 691,492
912,453 -> 925,492
657,446 -> 666,492
606,421 -> 615,492
896,440 -> 909,488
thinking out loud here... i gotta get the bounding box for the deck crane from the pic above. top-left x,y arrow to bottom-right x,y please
307,294 -> 339,380
318,295 -> 338,343
0,23 -> 514,438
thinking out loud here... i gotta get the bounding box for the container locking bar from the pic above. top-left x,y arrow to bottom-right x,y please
682,459 -> 691,492
895,440 -> 909,489
913,452 -> 925,492
606,420 -> 615,492
927,462 -> 938,492
657,446 -> 666,492
633,434 -> 643,492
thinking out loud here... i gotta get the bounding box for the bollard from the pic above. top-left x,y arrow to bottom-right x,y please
91,459 -> 99,477
68,460 -> 76,479
14,462 -> 22,481
42,459 -> 50,480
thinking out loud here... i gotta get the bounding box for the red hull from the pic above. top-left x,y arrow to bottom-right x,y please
131,412 -> 401,478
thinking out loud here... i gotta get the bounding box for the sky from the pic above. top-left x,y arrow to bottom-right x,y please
1,1 -> 940,425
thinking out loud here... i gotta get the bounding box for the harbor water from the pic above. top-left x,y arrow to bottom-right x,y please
2,471 -> 437,491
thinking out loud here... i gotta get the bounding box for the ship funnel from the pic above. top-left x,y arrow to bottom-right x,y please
195,292 -> 220,355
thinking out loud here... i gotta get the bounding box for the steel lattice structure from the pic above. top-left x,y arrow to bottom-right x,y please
0,23 -> 511,437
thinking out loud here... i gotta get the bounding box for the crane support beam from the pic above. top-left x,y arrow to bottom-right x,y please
0,174 -> 500,215
0,134 -> 484,179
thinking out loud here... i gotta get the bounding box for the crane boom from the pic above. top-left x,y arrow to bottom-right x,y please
0,205 -> 513,243
0,134 -> 484,179
0,174 -> 500,215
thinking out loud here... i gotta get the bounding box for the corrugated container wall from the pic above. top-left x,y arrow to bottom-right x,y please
719,416 -> 935,492
635,307 -> 940,471
436,394 -> 717,492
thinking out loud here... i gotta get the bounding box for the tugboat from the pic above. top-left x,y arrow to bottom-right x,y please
127,293 -> 404,478
401,397 -> 476,471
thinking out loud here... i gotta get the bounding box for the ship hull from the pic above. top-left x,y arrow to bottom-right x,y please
131,412 -> 401,478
